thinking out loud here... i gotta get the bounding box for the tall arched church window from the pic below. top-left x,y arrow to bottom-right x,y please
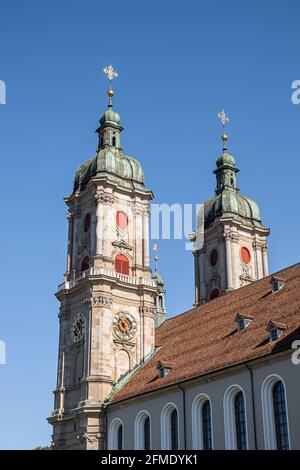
234,391 -> 247,450
115,254 -> 129,275
273,381 -> 289,450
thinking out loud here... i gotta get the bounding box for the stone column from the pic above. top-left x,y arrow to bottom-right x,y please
193,251 -> 200,305
143,205 -> 150,268
133,205 -> 143,269
231,234 -> 240,289
224,232 -> 233,290
90,205 -> 97,257
66,210 -> 74,274
95,194 -> 103,256
95,191 -> 115,258
252,240 -> 260,279
72,207 -> 81,277
262,243 -> 269,277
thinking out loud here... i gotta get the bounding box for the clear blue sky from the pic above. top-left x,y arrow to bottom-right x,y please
0,0 -> 299,449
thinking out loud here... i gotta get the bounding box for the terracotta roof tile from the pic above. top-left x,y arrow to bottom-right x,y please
110,262 -> 300,404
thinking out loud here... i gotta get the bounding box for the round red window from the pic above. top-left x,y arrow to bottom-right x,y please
241,247 -> 251,264
210,249 -> 218,266
210,288 -> 220,300
116,211 -> 128,230
84,213 -> 91,232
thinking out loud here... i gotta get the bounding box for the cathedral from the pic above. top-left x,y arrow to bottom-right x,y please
48,67 -> 300,450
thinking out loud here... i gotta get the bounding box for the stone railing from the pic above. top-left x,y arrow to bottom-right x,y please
58,268 -> 157,291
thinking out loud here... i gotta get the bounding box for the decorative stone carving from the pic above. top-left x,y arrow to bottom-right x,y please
139,305 -> 156,318
95,191 -> 115,205
112,239 -> 133,251
84,296 -> 112,307
77,432 -> 100,445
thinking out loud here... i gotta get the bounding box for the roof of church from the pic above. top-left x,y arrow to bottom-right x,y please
109,262 -> 300,404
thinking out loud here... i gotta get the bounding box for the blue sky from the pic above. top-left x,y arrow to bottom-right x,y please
0,0 -> 299,449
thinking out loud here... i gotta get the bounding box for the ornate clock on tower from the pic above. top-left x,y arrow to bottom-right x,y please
113,312 -> 137,342
71,312 -> 86,343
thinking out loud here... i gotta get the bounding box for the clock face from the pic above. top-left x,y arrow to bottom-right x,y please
113,312 -> 136,341
71,312 -> 86,343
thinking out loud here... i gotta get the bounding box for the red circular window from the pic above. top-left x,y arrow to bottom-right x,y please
84,213 -> 91,232
116,211 -> 128,230
241,247 -> 251,264
115,254 -> 129,275
210,288 -> 220,300
210,249 -> 218,266
81,256 -> 90,272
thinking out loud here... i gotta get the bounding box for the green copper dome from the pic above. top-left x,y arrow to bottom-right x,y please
216,151 -> 236,168
204,190 -> 262,227
73,148 -> 145,192
100,107 -> 121,126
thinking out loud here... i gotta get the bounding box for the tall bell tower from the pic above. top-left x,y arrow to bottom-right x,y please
191,111 -> 270,304
48,67 -> 163,450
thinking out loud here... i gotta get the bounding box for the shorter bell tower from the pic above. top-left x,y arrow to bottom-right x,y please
191,111 -> 270,304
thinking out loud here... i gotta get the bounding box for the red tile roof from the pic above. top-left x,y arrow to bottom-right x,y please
110,263 -> 300,404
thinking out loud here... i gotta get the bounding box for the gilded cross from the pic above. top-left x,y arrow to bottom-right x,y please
218,109 -> 229,128
103,65 -> 118,84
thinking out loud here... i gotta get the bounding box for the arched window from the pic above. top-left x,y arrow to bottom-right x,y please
262,375 -> 290,450
112,136 -> 116,147
202,400 -> 212,450
81,256 -> 90,273
161,403 -> 180,450
192,394 -> 213,450
117,424 -> 123,450
116,211 -> 128,229
115,254 -> 129,275
234,391 -> 247,450
224,385 -> 248,450
108,419 -> 124,450
273,381 -> 289,450
171,409 -> 178,450
74,350 -> 83,385
134,411 -> 151,450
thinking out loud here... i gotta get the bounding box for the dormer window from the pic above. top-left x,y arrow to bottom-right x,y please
267,321 -> 287,342
271,276 -> 286,293
156,361 -> 173,378
235,314 -> 253,332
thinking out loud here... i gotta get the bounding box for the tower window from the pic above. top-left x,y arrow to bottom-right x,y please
115,254 -> 129,275
83,213 -> 91,232
210,249 -> 218,266
100,136 -> 104,148
234,391 -> 247,450
241,247 -> 251,264
116,211 -> 128,230
273,381 -> 290,450
170,409 -> 179,451
230,178 -> 234,187
210,288 -> 220,300
112,136 -> 116,147
81,256 -> 90,273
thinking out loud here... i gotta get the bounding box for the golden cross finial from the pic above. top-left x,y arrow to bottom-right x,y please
103,65 -> 118,106
218,109 -> 229,128
218,109 -> 229,151
103,65 -> 118,84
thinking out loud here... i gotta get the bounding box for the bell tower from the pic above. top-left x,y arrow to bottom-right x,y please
191,111 -> 270,304
48,66 -> 163,450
